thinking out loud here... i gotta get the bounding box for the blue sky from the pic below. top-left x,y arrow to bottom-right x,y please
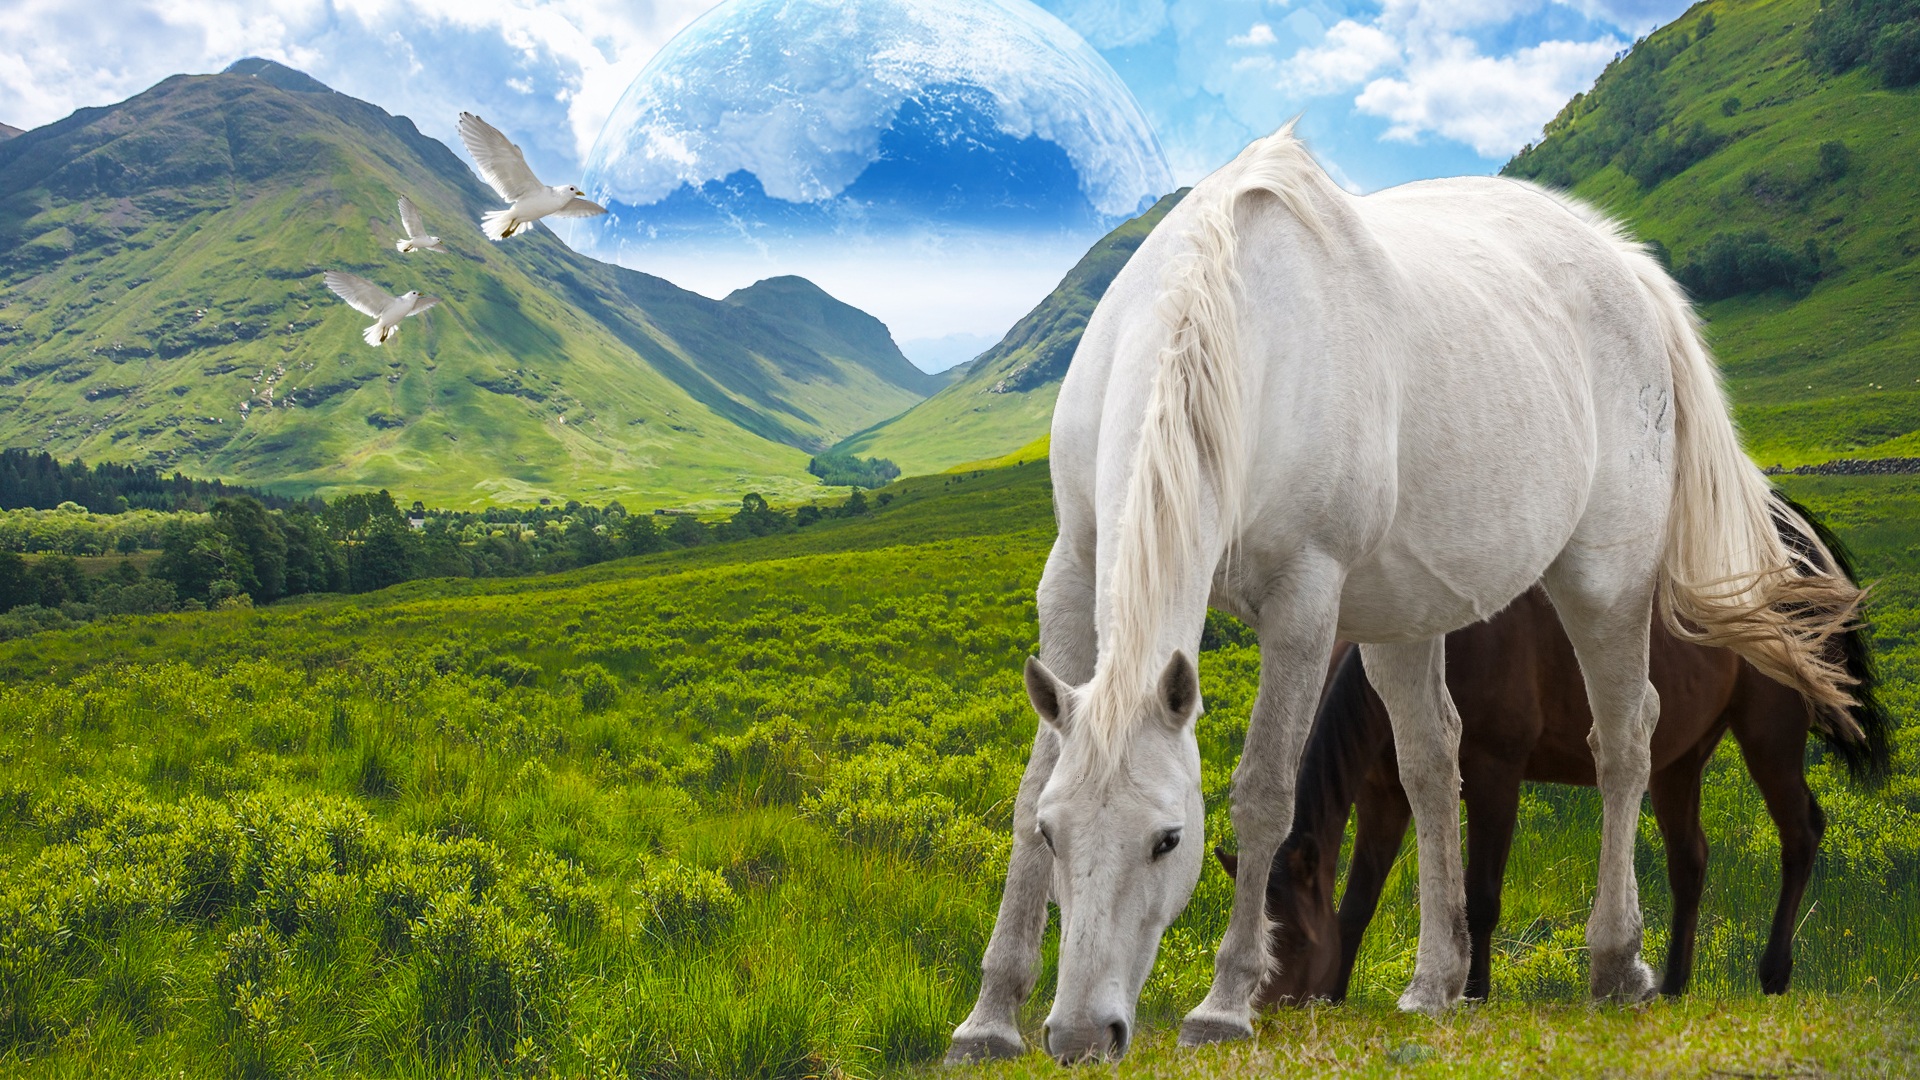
3,0 -> 1694,349
4,0 -> 1692,191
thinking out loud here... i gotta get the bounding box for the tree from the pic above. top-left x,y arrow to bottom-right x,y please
617,514 -> 666,557
28,555 -> 87,608
153,519 -> 241,603
212,497 -> 288,601
0,550 -> 30,612
840,488 -> 869,517
665,514 -> 709,547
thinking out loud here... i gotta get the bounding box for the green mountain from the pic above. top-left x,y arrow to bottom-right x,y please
0,60 -> 931,507
834,190 -> 1186,475
724,275 -> 945,399
1504,0 -> 1920,466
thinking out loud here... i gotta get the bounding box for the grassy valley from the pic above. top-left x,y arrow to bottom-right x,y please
0,62 -> 934,509
1,454 -> 1916,1077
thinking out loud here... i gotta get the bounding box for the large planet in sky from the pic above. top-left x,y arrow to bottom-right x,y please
564,0 -> 1174,358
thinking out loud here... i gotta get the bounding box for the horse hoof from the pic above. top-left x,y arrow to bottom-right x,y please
945,1021 -> 1025,1064
1397,977 -> 1462,1016
1591,954 -> 1658,1003
1178,1008 -> 1253,1047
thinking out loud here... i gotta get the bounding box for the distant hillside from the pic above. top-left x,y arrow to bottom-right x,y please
723,275 -> 942,399
835,189 -> 1185,475
0,61 -> 931,507
1505,0 -> 1920,466
0,124 -> 21,141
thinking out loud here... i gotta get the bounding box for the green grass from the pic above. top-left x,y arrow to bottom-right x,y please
0,462 -> 1915,1077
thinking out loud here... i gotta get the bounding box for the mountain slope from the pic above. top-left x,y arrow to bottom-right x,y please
0,61 -> 929,506
834,189 -> 1186,475
725,275 -> 943,398
0,124 -> 21,141
1504,0 -> 1920,466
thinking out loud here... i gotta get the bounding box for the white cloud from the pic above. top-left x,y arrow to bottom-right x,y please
1355,35 -> 1620,156
1277,20 -> 1402,96
1229,23 -> 1277,48
0,0 -> 714,180
1042,0 -> 1169,50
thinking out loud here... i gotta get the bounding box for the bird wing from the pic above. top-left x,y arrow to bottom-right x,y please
406,295 -> 444,318
549,196 -> 608,219
457,112 -> 543,202
324,271 -> 395,318
397,195 -> 429,239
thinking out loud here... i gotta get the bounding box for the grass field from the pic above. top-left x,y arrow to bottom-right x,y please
0,462 -> 1916,1077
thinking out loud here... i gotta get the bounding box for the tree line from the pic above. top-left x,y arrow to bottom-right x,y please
0,486 -> 890,638
0,449 -> 303,513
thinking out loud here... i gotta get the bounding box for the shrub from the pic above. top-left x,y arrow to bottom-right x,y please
562,662 -> 618,713
631,858 -> 738,939
509,850 -> 609,936
1674,230 -> 1825,300
412,893 -> 563,1060
1876,20 -> 1920,86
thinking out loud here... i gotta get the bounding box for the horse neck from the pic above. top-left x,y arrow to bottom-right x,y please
1286,647 -> 1395,853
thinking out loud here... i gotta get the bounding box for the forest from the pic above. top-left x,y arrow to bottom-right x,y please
0,459 -> 1915,1077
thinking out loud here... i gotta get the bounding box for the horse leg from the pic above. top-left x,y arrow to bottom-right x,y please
1540,561 -> 1660,1003
947,543 -> 1093,1063
1461,765 -> 1523,1001
1333,759 -> 1412,1003
1180,567 -> 1342,1045
1360,637 -> 1470,1014
1731,692 -> 1825,995
1647,748 -> 1713,996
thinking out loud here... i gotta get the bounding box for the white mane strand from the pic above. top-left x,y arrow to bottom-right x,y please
1081,123 -> 1338,771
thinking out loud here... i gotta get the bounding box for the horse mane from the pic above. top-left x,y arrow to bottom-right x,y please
1768,492 -> 1894,782
1278,647 -> 1394,859
1081,121 -> 1340,771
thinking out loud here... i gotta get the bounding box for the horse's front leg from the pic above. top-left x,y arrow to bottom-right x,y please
1180,573 -> 1340,1045
945,723 -> 1061,1062
947,541 -> 1093,1063
1360,637 -> 1470,1014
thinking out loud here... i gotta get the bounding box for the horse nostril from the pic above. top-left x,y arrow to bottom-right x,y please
1108,1020 -> 1130,1057
1041,1024 -> 1053,1058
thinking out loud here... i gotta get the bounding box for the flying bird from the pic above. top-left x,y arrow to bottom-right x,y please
394,195 -> 446,254
456,111 -> 605,241
324,271 -> 441,347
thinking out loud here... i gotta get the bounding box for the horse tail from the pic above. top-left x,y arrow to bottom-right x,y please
1086,123 -> 1334,763
1768,492 -> 1893,781
1620,245 -> 1866,735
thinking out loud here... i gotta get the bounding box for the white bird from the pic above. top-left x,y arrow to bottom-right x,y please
324,271 -> 441,347
394,195 -> 446,254
456,111 -> 605,241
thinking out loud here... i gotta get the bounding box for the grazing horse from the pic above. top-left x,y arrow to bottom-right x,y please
1215,530 -> 1888,1005
946,123 -> 1863,1065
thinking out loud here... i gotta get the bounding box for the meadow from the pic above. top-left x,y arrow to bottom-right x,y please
0,460 -> 1917,1077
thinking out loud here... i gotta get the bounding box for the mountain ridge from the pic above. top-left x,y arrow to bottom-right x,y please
834,189 -> 1186,474
0,59 -> 934,506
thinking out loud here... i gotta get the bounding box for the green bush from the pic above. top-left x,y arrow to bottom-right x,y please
561,661 -> 618,712
1876,20 -> 1920,85
412,892 -> 563,1060
631,858 -> 739,940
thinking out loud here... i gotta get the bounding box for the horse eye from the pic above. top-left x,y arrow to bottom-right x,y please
1037,823 -> 1055,851
1152,829 -> 1181,859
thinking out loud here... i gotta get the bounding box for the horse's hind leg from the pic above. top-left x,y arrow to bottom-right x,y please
947,540 -> 1093,1063
1540,556 -> 1661,1002
1360,637 -> 1470,1014
1730,683 -> 1825,995
1647,744 -> 1716,996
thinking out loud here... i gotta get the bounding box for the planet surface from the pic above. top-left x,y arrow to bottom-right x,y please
565,0 -> 1174,352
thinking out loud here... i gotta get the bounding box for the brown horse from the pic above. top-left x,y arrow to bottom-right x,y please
1217,499 -> 1889,1004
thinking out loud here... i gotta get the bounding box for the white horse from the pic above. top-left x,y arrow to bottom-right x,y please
947,124 -> 1860,1064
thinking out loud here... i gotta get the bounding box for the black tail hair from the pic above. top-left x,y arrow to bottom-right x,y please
1771,491 -> 1893,783
1268,646 -> 1394,894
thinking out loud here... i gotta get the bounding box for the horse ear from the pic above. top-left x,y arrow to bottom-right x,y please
1158,650 -> 1200,725
1024,656 -> 1069,731
1214,845 -> 1239,879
